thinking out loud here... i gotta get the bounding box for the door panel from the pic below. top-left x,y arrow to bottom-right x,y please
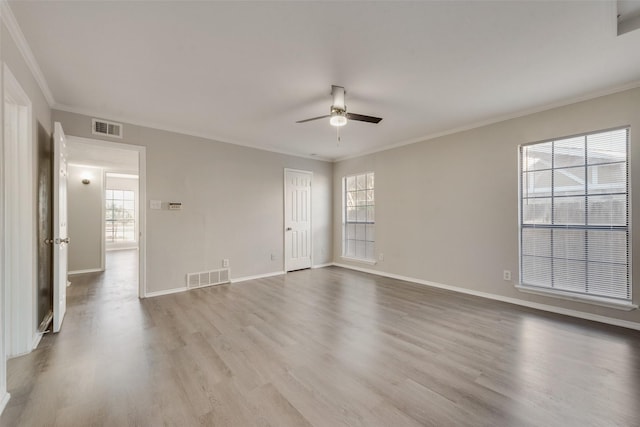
53,122 -> 68,333
285,169 -> 312,271
36,122 -> 53,330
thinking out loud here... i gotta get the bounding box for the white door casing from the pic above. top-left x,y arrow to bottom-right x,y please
65,135 -> 147,298
52,122 -> 68,333
4,64 -> 35,357
284,169 -> 312,271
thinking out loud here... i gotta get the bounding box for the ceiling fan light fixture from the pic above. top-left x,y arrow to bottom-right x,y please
330,113 -> 347,127
330,115 -> 347,127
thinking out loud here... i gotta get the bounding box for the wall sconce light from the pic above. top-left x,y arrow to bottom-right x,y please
80,171 -> 93,185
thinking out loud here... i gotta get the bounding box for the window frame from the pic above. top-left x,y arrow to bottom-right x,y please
341,171 -> 376,264
105,188 -> 137,244
516,126 -> 635,310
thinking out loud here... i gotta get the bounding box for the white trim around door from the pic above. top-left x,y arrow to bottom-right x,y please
65,136 -> 147,298
3,63 -> 36,358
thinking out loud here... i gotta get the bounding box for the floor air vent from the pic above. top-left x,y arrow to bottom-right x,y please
187,268 -> 230,289
92,118 -> 123,138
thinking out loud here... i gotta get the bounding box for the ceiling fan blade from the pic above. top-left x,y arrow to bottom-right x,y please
296,115 -> 331,123
346,113 -> 383,124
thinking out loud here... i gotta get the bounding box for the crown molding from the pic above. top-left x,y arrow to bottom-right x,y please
1,0 -> 55,106
4,0 -> 637,165
53,103 -> 333,163
335,79 -> 640,162
0,0 -> 329,163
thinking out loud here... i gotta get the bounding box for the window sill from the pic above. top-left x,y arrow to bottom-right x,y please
516,284 -> 638,311
340,256 -> 377,266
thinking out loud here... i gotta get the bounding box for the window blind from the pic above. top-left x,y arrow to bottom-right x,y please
343,172 -> 375,260
519,127 -> 630,301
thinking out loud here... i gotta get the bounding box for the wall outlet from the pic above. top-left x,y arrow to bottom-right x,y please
503,270 -> 511,281
378,253 -> 384,261
270,253 -> 276,261
223,259 -> 229,268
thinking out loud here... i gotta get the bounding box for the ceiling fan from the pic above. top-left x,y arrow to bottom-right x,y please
296,85 -> 382,127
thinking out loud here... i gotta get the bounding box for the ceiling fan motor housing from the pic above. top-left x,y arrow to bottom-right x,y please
331,106 -> 346,116
331,85 -> 346,110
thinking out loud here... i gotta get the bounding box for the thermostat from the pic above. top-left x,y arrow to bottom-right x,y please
168,202 -> 182,210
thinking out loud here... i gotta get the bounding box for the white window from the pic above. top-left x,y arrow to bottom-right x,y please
519,127 -> 630,304
343,172 -> 375,261
105,189 -> 136,243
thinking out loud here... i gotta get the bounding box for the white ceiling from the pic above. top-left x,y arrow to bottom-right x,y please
8,1 -> 640,161
67,138 -> 139,173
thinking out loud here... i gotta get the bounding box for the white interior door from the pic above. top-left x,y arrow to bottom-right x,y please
53,122 -> 69,333
284,169 -> 312,271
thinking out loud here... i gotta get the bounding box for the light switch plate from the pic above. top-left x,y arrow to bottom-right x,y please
150,200 -> 161,210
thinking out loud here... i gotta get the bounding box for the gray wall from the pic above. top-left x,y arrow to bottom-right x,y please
52,109 -> 333,293
67,165 -> 103,273
334,87 -> 640,326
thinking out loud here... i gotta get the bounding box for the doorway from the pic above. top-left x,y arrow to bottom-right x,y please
284,168 -> 312,271
66,136 -> 146,298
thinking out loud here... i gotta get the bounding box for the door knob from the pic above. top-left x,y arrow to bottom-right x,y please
286,227 -> 292,231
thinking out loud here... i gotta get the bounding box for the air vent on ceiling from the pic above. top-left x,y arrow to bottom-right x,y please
186,268 -> 230,289
92,118 -> 123,138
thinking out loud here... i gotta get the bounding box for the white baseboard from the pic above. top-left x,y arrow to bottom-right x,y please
332,263 -> 640,331
0,392 -> 10,416
144,270 -> 287,297
68,268 -> 104,275
312,263 -> 333,269
231,271 -> 285,283
145,286 -> 188,298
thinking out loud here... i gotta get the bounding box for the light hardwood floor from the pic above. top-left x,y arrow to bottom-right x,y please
2,250 -> 640,426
